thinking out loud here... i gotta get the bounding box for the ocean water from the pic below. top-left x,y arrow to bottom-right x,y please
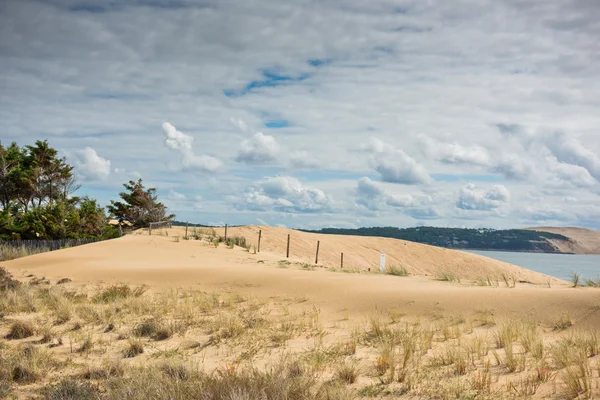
463,250 -> 600,282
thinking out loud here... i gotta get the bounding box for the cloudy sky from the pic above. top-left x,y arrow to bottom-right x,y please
2,0 -> 599,229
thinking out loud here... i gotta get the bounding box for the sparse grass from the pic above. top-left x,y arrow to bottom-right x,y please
3,270 -> 600,399
584,276 -> 600,287
6,319 -> 35,339
335,361 -> 360,384
571,271 -> 581,288
93,284 -> 147,303
500,273 -> 516,288
385,264 -> 409,276
0,244 -> 51,261
553,313 -> 573,331
124,338 -> 144,358
43,378 -> 99,400
436,271 -> 461,283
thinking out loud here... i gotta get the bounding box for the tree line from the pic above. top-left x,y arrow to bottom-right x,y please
1,140 -> 173,240
304,226 -> 570,253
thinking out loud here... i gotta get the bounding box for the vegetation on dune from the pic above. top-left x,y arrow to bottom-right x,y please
107,179 -> 174,229
0,140 -> 176,261
0,140 -> 120,241
0,267 -> 599,399
305,226 -> 571,253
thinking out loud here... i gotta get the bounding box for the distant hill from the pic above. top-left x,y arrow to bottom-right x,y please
303,227 -> 572,253
525,227 -> 600,255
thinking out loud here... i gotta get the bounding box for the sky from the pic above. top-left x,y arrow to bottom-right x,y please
1,0 -> 599,230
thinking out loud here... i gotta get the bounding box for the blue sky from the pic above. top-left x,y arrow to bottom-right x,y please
1,0 -> 600,230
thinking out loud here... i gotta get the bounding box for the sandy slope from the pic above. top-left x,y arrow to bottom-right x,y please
527,226 -> 600,254
4,228 -> 600,330
194,225 -> 563,283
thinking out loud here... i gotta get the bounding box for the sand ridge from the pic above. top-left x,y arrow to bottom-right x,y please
4,228 -> 600,330
527,226 -> 600,254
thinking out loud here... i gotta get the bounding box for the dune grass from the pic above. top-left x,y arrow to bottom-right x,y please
0,267 -> 599,399
0,244 -> 51,262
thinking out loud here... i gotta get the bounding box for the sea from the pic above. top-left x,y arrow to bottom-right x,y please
463,250 -> 600,282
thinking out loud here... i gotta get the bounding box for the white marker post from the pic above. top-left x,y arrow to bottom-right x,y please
380,254 -> 386,273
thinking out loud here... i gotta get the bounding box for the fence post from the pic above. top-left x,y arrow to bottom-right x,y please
341,252 -> 344,269
286,234 -> 290,258
224,224 -> 228,241
258,230 -> 262,253
185,222 -> 188,239
315,240 -> 320,265
149,224 -> 152,236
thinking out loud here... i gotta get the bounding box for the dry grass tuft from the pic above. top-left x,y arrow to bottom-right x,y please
124,338 -> 144,358
6,319 -> 35,340
43,378 -> 99,400
93,284 -> 147,303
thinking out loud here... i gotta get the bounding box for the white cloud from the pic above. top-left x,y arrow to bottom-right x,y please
2,0 -> 600,229
235,132 -> 281,165
230,118 -> 248,133
355,177 -> 413,211
239,176 -> 332,213
542,132 -> 600,181
546,156 -> 597,187
162,122 -> 222,173
168,189 -> 186,201
420,135 -> 492,166
456,183 -> 510,211
74,147 -> 111,181
366,138 -> 432,185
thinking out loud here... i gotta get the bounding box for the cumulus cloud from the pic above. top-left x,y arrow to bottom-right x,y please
73,147 -> 111,181
543,132 -> 600,181
492,155 -> 535,181
235,132 -> 281,165
168,189 -> 186,201
546,157 -> 596,188
162,122 -> 222,173
230,117 -> 248,133
456,183 -> 510,211
355,177 -> 413,211
240,176 -> 332,213
420,135 -> 492,166
365,138 -> 432,185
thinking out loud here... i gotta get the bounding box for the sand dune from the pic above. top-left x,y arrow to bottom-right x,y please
5,227 -> 600,330
527,226 -> 600,254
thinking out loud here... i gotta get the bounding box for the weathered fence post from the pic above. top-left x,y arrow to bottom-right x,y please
185,221 -> 189,239
315,241 -> 320,265
286,234 -> 290,258
224,224 -> 228,241
341,252 -> 344,269
258,230 -> 262,253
